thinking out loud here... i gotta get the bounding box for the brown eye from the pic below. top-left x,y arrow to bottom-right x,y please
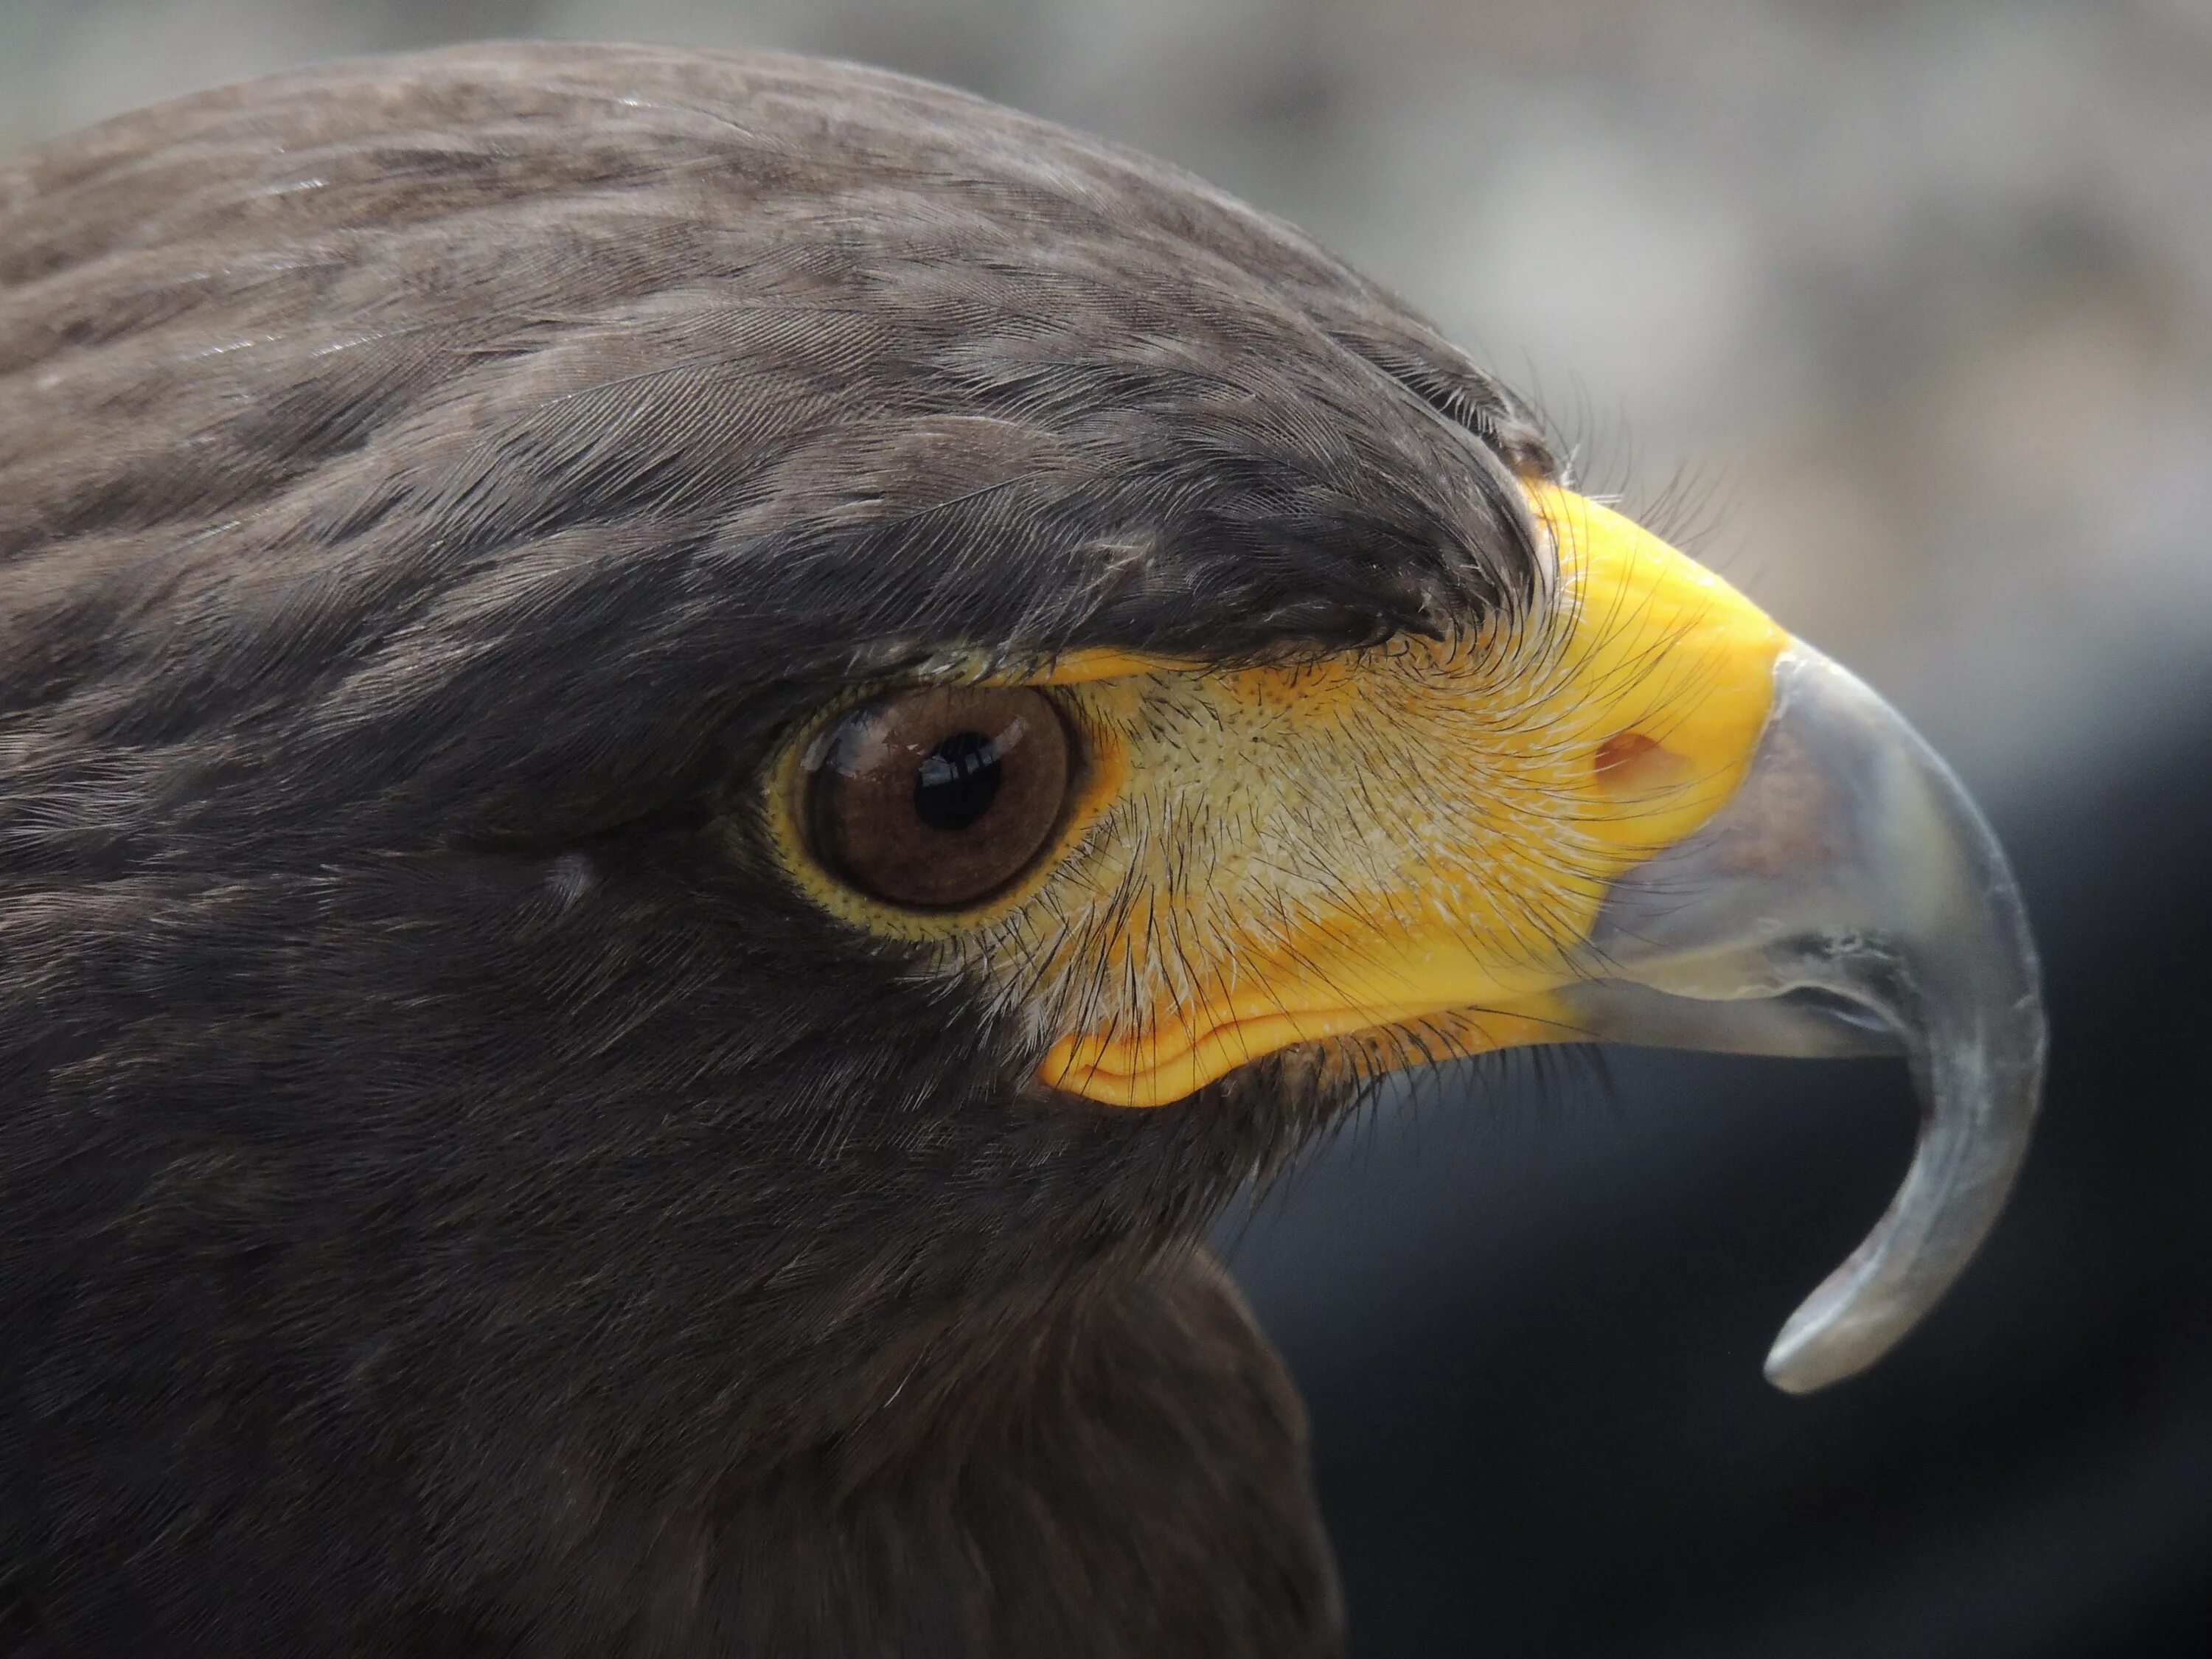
807,686 -> 1077,910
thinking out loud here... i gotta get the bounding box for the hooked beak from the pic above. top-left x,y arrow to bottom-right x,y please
1554,638 -> 2045,1391
1039,488 -> 2046,1391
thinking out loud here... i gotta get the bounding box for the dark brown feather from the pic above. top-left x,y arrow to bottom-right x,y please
0,43 -> 1548,1657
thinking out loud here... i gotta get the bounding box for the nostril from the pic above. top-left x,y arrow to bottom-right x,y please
1593,731 -> 1694,793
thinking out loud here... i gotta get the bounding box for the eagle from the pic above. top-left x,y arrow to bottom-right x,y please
0,42 -> 2043,1659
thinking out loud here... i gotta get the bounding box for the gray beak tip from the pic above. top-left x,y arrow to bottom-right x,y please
1762,1303 -> 1895,1395
1573,643 -> 2046,1391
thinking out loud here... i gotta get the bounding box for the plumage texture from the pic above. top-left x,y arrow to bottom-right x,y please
0,43 -> 1553,1656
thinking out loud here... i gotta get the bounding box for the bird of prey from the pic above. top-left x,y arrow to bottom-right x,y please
0,41 -> 2043,1659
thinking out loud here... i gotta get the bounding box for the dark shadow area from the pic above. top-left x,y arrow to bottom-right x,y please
1228,701 -> 2212,1657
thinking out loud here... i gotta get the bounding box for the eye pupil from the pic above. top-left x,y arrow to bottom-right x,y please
914,730 -> 1006,832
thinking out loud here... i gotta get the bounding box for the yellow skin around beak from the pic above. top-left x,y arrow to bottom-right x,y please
1032,488 -> 1789,1107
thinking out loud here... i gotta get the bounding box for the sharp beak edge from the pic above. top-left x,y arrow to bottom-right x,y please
1562,641 -> 2046,1391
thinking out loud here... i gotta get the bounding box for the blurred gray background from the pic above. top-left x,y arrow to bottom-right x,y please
5,4 -> 2209,1655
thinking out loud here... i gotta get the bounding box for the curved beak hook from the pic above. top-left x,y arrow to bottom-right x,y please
1559,643 -> 2047,1391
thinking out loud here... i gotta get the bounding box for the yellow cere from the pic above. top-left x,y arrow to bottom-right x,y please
771,487 -> 1790,1108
